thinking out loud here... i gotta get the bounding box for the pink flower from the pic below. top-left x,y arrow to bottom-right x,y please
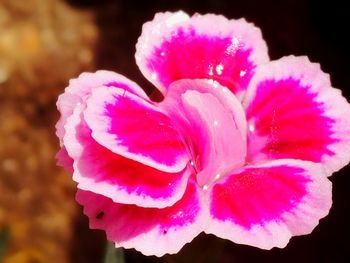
56,11 -> 350,256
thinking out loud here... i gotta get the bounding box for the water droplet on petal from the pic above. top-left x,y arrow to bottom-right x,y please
215,63 -> 224,75
226,37 -> 240,55
249,124 -> 255,132
240,70 -> 247,77
203,185 -> 209,191
151,72 -> 157,80
208,64 -> 214,76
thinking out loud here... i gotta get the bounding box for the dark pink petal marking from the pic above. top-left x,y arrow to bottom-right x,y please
64,104 -> 191,208
76,179 -> 206,256
84,87 -> 190,173
244,56 -> 350,174
56,70 -> 147,145
212,165 -> 309,228
246,77 -> 337,162
206,159 -> 332,249
148,29 -> 254,94
136,12 -> 269,96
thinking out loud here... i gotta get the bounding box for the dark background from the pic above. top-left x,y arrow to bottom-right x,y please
65,0 -> 350,262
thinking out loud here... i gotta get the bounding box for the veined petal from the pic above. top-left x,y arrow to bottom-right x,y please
206,159 -> 332,249
243,56 -> 350,175
160,79 -> 247,186
84,86 -> 190,173
56,70 -> 147,145
76,179 -> 206,257
136,11 -> 269,97
64,103 -> 191,208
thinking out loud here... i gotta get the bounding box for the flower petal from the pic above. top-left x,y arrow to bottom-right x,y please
56,70 -> 147,145
84,86 -> 190,173
160,79 -> 247,186
64,103 -> 191,208
243,56 -> 350,174
56,146 -> 74,173
206,159 -> 332,249
180,89 -> 246,186
76,179 -> 206,257
136,11 -> 269,97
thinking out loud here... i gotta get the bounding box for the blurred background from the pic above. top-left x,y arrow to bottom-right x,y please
0,0 -> 349,262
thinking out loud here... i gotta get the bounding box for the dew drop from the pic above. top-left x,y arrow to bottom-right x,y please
249,124 -> 255,132
151,72 -> 157,80
215,64 -> 224,75
203,185 -> 209,191
240,70 -> 247,77
226,37 -> 240,55
208,65 -> 214,76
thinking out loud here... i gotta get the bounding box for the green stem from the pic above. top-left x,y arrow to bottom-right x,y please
0,227 -> 10,262
103,241 -> 125,263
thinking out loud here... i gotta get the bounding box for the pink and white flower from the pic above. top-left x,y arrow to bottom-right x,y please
56,11 -> 350,256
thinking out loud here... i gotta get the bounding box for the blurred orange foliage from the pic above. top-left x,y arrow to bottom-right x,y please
0,0 -> 97,262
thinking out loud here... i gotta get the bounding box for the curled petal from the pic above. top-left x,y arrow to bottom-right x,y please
206,159 -> 332,249
64,103 -> 192,208
136,11 -> 269,97
160,79 -> 247,186
76,179 -> 206,257
243,56 -> 350,174
84,86 -> 190,173
56,70 -> 147,145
